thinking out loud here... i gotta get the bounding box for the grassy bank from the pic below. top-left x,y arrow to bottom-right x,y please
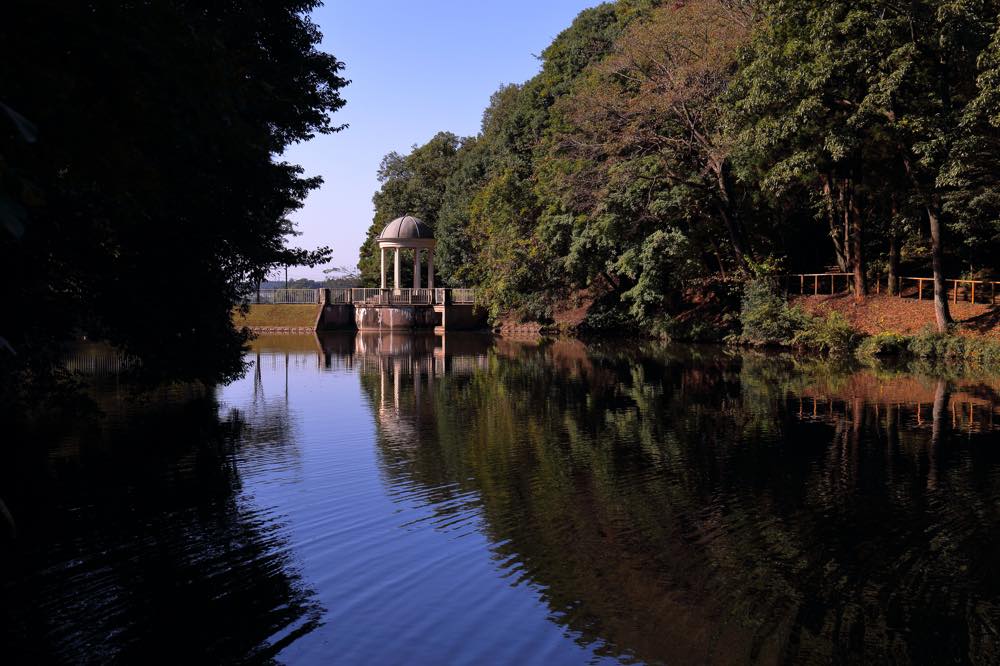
234,304 -> 321,330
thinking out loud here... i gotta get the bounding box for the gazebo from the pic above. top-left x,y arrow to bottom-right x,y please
377,215 -> 436,290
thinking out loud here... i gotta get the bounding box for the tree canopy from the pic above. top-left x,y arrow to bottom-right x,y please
360,0 -> 1000,333
1,0 -> 346,385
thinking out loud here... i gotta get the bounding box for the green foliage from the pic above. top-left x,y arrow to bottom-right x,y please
853,329 -> 1000,369
1,0 -> 346,385
356,0 -> 1000,333
792,312 -> 859,355
905,329 -> 1000,366
358,132 -> 465,286
735,279 -> 810,346
855,333 -> 909,361
736,281 -> 859,354
618,229 -> 701,323
579,297 -> 640,334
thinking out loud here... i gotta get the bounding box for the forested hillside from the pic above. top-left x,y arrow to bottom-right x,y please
360,0 -> 1000,335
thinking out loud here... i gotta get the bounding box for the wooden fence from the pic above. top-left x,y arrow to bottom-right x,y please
896,277 -> 1000,305
63,348 -> 139,375
784,273 -> 1000,305
786,273 -> 854,295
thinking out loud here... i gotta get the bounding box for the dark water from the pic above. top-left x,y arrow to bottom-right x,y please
5,334 -> 1000,664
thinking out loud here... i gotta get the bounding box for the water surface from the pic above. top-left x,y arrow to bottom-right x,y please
4,333 -> 1000,664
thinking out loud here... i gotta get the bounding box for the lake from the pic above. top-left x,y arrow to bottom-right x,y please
3,333 -> 1000,664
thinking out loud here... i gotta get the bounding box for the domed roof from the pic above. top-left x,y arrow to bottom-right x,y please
378,215 -> 434,241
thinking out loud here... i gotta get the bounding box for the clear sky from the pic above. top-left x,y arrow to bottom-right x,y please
281,0 -> 602,280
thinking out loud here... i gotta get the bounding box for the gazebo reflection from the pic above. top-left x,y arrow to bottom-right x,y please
351,332 -> 491,436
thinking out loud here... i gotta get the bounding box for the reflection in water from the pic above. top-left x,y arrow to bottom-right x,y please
360,340 -> 1000,664
4,334 -> 1000,664
1,382 -> 321,662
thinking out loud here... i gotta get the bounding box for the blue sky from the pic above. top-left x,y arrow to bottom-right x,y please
282,0 -> 602,279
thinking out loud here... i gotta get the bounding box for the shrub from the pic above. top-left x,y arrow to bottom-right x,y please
907,327 -> 966,359
515,292 -> 554,324
905,328 -> 1000,365
962,337 -> 1000,365
792,312 -> 859,354
736,279 -> 809,346
855,332 -> 909,360
580,298 -> 638,333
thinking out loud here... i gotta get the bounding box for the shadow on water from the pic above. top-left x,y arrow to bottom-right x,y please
0,371 -> 323,662
359,337 -> 1000,664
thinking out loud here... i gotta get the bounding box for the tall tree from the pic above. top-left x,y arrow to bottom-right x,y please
727,1 -> 903,300
902,2 -> 1000,330
357,132 -> 464,285
539,0 -> 755,324
1,0 -> 345,384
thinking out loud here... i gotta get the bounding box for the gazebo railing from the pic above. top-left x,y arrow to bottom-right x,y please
433,288 -> 476,304
349,288 -> 477,306
328,288 -> 352,304
451,288 -> 475,304
351,288 -> 434,305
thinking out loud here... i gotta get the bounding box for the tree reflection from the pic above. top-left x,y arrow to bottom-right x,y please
362,338 -> 1000,664
0,384 -> 322,663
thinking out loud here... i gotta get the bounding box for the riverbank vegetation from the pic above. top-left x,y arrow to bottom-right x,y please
1,1 -> 346,393
737,278 -> 1000,367
361,0 -> 1000,338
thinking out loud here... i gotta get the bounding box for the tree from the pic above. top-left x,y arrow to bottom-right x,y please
349,0 -> 1000,333
538,0 -> 755,324
357,132 -> 464,285
728,1 -> 903,301
731,1 -> 1000,327
1,0 -> 345,385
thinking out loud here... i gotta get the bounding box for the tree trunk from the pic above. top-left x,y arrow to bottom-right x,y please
849,184 -> 866,300
821,177 -> 848,271
929,378 -> 949,489
839,184 -> 852,272
887,235 -> 899,296
886,402 -> 899,452
931,378 -> 949,446
707,236 -> 728,279
927,202 -> 952,332
715,162 -> 750,270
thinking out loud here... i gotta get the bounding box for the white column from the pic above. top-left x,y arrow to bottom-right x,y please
393,358 -> 400,411
379,358 -> 385,409
394,248 -> 401,290
428,250 -> 435,289
380,247 -> 386,289
413,249 -> 421,289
